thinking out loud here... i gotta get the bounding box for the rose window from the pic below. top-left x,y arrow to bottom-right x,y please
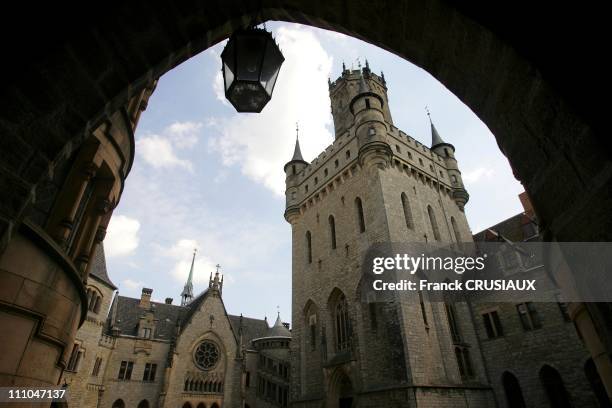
194,341 -> 220,370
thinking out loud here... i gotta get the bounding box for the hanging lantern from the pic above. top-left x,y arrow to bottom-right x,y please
220,27 -> 285,113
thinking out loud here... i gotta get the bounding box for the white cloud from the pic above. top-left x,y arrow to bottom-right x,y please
105,215 -> 141,257
122,278 -> 144,289
208,26 -> 334,196
462,167 -> 495,184
136,121 -> 203,170
136,134 -> 193,171
166,121 -> 202,148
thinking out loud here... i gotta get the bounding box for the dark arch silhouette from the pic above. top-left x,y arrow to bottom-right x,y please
584,358 -> 612,408
111,400 -> 125,408
137,400 -> 149,408
196,403 -> 206,408
540,365 -> 572,408
0,0 -> 610,397
182,403 -> 193,408
502,372 -> 526,408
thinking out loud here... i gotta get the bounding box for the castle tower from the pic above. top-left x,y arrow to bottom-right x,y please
180,249 -> 196,306
285,64 -> 494,407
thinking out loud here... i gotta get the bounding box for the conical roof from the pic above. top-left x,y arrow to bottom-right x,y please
267,313 -> 291,338
431,121 -> 445,148
291,137 -> 304,162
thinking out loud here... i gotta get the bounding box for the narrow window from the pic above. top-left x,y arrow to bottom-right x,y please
246,371 -> 250,387
292,165 -> 296,175
335,294 -> 351,351
427,205 -> 441,241
451,217 -> 461,243
92,357 -> 102,376
444,148 -> 450,157
419,158 -> 424,166
346,150 -> 351,159
365,98 -> 370,109
395,145 -> 401,153
306,231 -> 312,264
482,311 -> 504,338
66,343 -> 81,372
445,303 -> 461,343
401,193 -> 414,230
334,159 -> 339,168
314,177 -> 318,185
355,197 -> 366,233
419,291 -> 428,327
328,215 -> 336,249
516,302 -> 542,331
324,168 -> 328,177
540,365 -> 571,408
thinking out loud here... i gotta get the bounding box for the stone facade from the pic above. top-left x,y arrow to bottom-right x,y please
64,257 -> 291,408
285,65 -> 494,407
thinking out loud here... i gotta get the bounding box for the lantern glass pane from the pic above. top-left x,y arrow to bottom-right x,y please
223,62 -> 235,91
236,33 -> 265,81
260,40 -> 284,96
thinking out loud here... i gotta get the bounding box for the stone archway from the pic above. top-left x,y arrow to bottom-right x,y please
0,0 -> 610,396
327,368 -> 355,408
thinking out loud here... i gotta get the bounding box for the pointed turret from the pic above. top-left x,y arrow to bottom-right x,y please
284,124 -> 309,222
426,109 -> 469,211
180,249 -> 196,306
290,136 -> 305,162
428,111 -> 455,152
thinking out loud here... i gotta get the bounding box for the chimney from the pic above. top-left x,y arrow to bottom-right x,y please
519,192 -> 535,218
165,298 -> 173,305
140,288 -> 153,308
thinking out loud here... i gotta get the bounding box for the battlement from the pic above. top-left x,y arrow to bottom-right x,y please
329,68 -> 387,94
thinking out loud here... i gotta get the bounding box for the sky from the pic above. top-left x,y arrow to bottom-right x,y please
103,22 -> 524,324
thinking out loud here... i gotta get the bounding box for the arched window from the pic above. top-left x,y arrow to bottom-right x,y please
427,205 -> 441,241
182,403 -> 193,408
502,372 -> 526,408
306,231 -> 312,264
451,216 -> 461,243
196,403 -> 206,408
401,192 -> 414,230
112,400 -> 125,408
304,300 -> 319,352
329,215 -> 337,249
584,358 -> 611,407
137,400 -> 149,408
333,293 -> 351,351
355,197 -> 366,233
540,365 -> 572,408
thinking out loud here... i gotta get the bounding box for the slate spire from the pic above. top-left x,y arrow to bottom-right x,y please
181,249 -> 196,306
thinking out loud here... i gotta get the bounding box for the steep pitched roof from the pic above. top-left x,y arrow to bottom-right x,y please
228,315 -> 269,343
89,244 -> 117,290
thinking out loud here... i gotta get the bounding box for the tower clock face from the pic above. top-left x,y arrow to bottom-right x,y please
194,340 -> 220,370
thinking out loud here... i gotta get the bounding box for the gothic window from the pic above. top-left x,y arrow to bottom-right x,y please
502,372 -> 526,408
482,310 -> 504,338
137,400 -> 150,408
310,316 -> 317,351
427,205 -> 441,241
194,340 -> 220,370
306,231 -> 312,264
329,215 -> 337,249
142,328 -> 152,338
516,302 -> 542,331
401,193 -> 414,230
540,365 -> 572,408
86,287 -> 102,313
334,293 -> 351,351
451,216 -> 461,243
396,145 -> 401,153
355,197 -> 366,233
